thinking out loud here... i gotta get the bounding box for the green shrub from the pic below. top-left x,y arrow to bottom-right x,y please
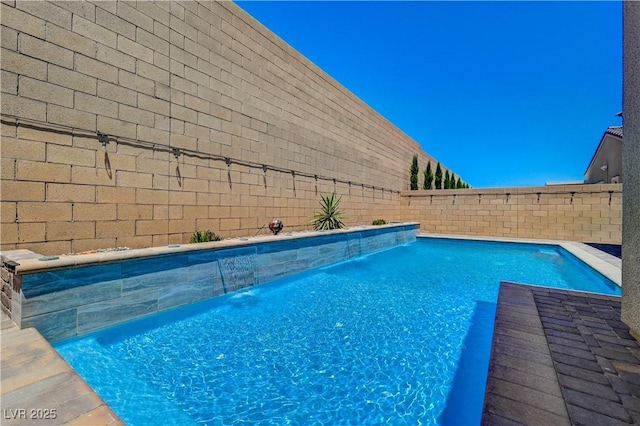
189,230 -> 221,243
435,162 -> 443,189
423,161 -> 433,190
409,155 -> 419,190
372,219 -> 387,226
312,193 -> 345,230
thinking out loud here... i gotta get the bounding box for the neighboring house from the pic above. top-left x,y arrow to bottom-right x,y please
545,180 -> 585,186
585,126 -> 623,184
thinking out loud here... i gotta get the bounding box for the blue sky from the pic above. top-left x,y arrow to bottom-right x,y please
236,1 -> 622,188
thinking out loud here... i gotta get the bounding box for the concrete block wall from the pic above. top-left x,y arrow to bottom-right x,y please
7,224 -> 417,341
400,184 -> 622,243
0,1 -> 440,255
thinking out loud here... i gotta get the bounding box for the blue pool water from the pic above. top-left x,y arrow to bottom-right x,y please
55,239 -> 620,425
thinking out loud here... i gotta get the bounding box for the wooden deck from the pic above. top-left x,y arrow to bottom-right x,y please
483,282 -> 640,425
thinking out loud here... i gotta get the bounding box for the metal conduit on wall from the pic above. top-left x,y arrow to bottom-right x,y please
0,115 -> 402,195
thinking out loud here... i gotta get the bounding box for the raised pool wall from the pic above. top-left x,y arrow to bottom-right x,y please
622,1 -> 640,339
1,223 -> 418,341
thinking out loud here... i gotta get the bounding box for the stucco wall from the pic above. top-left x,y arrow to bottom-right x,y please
622,1 -> 640,339
0,0 -> 443,255
585,134 -> 623,184
400,184 -> 622,243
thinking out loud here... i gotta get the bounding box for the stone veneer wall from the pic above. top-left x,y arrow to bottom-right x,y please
4,224 -> 417,341
0,0 -> 445,256
400,184 -> 622,243
0,249 -> 41,317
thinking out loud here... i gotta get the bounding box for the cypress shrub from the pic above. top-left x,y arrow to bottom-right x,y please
435,162 -> 443,189
410,155 -> 419,190
423,161 -> 433,190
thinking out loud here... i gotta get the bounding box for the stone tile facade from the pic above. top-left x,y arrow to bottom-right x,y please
4,224 -> 417,341
0,250 -> 40,319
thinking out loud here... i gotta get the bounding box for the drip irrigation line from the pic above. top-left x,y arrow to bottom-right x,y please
1,114 -> 402,194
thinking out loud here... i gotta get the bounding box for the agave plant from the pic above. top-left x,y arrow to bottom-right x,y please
312,193 -> 345,231
189,230 -> 221,243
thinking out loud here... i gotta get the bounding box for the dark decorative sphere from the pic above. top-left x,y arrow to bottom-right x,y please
269,218 -> 284,235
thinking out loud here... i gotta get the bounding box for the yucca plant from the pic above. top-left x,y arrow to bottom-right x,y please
189,230 -> 221,243
312,193 -> 345,231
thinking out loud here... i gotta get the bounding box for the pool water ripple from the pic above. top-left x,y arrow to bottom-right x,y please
55,239 -> 619,425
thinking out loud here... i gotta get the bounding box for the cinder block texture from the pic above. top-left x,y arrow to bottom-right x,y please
0,1 -> 623,255
400,185 -> 622,244
1,0 -> 438,254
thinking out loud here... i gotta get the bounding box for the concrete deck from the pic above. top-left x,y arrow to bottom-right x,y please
483,283 -> 640,425
0,311 -> 123,425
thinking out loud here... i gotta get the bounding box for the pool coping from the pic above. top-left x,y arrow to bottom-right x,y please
9,222 -> 420,274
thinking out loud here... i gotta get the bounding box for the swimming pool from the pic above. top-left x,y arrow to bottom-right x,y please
54,238 -> 620,425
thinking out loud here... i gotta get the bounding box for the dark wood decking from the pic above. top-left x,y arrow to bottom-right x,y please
483,282 -> 640,425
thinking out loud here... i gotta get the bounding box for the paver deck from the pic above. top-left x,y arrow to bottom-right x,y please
483,282 -> 640,425
0,311 -> 123,425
